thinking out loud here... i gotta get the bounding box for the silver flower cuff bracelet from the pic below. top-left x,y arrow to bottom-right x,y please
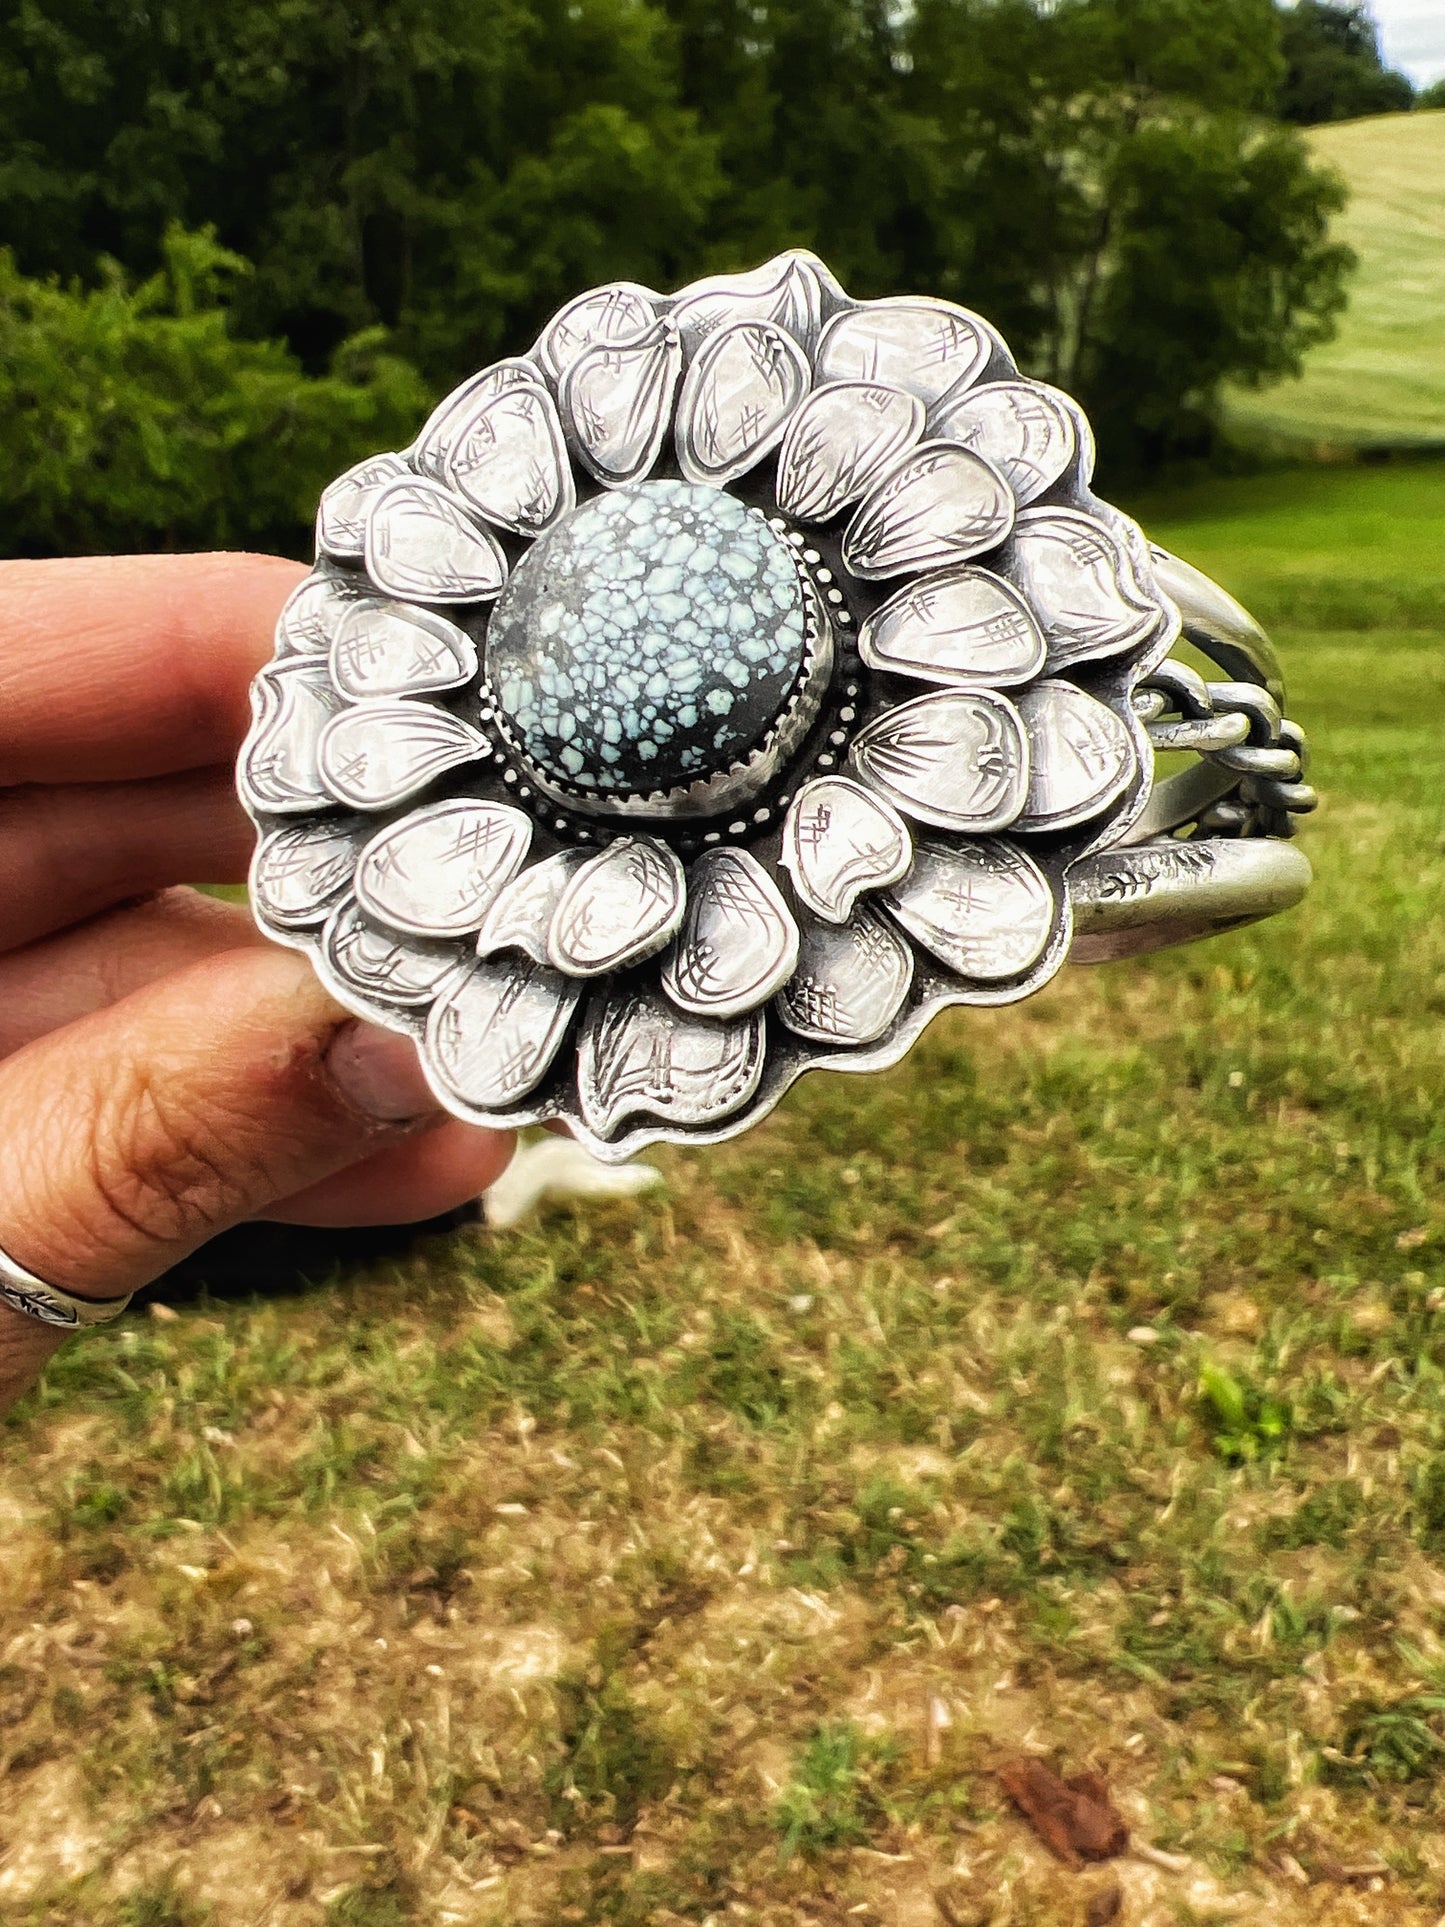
238,251 -> 1315,1163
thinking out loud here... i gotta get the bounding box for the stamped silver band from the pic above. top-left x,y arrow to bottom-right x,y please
1068,547 -> 1316,964
0,1243 -> 133,1328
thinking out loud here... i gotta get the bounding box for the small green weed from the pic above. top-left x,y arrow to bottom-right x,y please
1198,1361 -> 1292,1462
774,1722 -> 894,1861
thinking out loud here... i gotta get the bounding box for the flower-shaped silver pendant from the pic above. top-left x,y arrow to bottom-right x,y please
240,252 -> 1185,1160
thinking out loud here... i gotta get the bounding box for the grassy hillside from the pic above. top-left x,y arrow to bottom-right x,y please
4,464 -> 1445,1924
1226,110 -> 1445,451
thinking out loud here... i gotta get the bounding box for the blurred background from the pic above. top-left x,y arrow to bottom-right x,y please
0,0 -> 1439,559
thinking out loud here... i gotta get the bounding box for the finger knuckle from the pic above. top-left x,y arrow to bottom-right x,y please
84,1066 -> 262,1249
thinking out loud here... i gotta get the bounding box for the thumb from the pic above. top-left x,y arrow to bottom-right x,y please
0,944 -> 445,1301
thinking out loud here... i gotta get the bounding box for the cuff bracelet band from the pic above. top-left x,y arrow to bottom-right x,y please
237,250 -> 1315,1163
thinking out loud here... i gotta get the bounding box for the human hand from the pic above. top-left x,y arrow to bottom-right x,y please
0,555 -> 514,1410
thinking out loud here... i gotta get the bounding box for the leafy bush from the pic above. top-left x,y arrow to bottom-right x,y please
0,226 -> 427,557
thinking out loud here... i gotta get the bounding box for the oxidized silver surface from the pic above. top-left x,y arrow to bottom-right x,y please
240,249 -> 1316,1161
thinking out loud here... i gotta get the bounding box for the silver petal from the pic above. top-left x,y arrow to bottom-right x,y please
661,848 -> 800,1019
426,955 -> 581,1111
930,380 -> 1078,508
815,298 -> 996,408
318,702 -> 490,812
537,283 -> 660,381
561,317 -> 681,487
675,319 -> 811,486
363,478 -> 508,604
776,906 -> 913,1046
547,837 -> 686,976
842,442 -> 1015,579
780,776 -> 913,924
275,570 -> 366,656
330,601 -> 478,699
315,452 -> 408,561
578,985 -> 765,1137
775,382 -> 925,524
320,900 -> 464,1008
250,819 -> 361,929
355,800 -> 532,937
475,849 -> 591,963
885,839 -> 1054,981
669,251 -> 833,356
1007,509 -> 1161,670
413,360 -> 548,482
849,688 -> 1029,834
446,383 -> 575,537
857,565 -> 1046,689
238,659 -> 345,814
1014,680 -> 1135,832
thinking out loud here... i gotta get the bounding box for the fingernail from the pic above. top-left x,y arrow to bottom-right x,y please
326,1022 -> 439,1122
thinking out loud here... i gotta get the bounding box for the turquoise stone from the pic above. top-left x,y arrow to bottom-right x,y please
485,480 -> 809,799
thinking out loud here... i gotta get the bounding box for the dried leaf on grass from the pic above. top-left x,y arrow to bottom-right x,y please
996,1758 -> 1128,1869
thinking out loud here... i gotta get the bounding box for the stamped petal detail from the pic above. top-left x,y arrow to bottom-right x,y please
413,360 -> 548,482
781,776 -> 913,924
238,659 -> 346,815
578,985 -> 765,1138
547,838 -> 685,977
475,849 -> 591,963
775,382 -> 925,524
561,317 -> 681,487
850,688 -> 1029,834
318,702 -> 490,811
815,298 -> 998,408
675,319 -> 811,487
320,900 -> 465,1008
250,819 -> 362,930
330,601 -> 477,699
885,839 -> 1054,981
315,453 -> 409,561
670,251 -> 835,356
276,570 -> 367,656
1013,680 -> 1135,832
930,380 -> 1078,508
537,283 -> 660,381
364,478 -> 508,604
843,443 -> 1015,580
776,905 -> 913,1045
858,566 -> 1046,689
1007,509 -> 1162,670
426,955 -> 582,1111
661,848 -> 800,1019
355,800 -> 532,938
446,382 -> 575,537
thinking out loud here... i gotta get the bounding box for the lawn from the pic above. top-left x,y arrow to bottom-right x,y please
4,460 -> 1445,1926
1225,110 -> 1445,453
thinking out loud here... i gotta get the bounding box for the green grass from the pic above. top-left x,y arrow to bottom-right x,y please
1226,109 -> 1445,451
4,460 -> 1445,1921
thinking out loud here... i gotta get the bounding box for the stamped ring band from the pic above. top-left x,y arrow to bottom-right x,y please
0,1243 -> 133,1328
238,249 -> 1316,1164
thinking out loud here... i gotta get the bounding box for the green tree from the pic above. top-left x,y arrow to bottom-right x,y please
1278,1 -> 1415,124
0,225 -> 427,555
903,0 -> 1351,469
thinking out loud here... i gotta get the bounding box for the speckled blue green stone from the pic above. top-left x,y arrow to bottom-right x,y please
486,480 -> 808,798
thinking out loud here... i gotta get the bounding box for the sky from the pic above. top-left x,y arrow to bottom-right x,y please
1370,0 -> 1445,86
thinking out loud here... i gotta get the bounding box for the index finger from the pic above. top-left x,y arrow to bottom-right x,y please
0,553 -> 307,784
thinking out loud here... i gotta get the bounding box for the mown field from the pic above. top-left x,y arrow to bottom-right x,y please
3,459 -> 1445,1926
1225,110 -> 1445,452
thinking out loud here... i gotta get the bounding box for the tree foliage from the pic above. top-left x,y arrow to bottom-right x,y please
0,226 -> 426,554
0,0 -> 1357,551
1278,1 -> 1416,125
